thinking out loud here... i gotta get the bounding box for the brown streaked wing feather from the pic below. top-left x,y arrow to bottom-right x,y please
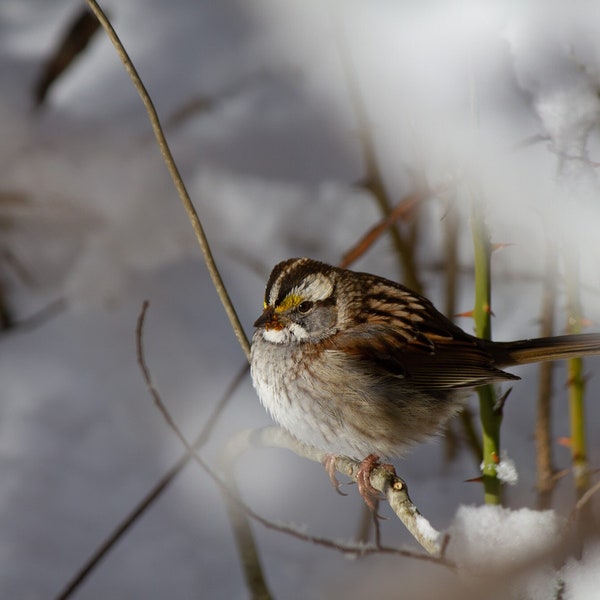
328,322 -> 519,391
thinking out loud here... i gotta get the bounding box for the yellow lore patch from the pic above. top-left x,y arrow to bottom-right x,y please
275,294 -> 303,313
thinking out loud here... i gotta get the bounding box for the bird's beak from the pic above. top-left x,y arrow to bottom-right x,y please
253,306 -> 283,330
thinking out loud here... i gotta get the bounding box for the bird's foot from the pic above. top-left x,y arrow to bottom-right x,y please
357,454 -> 393,511
323,454 -> 347,496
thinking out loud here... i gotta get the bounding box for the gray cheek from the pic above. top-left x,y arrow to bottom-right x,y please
303,306 -> 337,335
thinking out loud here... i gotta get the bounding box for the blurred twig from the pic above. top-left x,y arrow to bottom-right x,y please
441,196 -> 483,467
80,3 -> 259,598
134,302 -> 273,600
339,189 -> 429,270
564,249 -> 590,498
53,353 -> 248,600
33,7 -> 102,107
443,199 -> 459,323
1,298 -> 67,334
535,241 -> 558,509
223,427 -> 450,559
330,3 -> 422,291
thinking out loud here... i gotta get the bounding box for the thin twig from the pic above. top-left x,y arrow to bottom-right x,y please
1,298 -> 67,334
329,2 -> 422,291
441,194 -> 483,467
562,476 -> 600,556
53,359 -> 248,600
564,249 -> 590,497
535,241 -> 558,509
84,0 -> 250,361
339,190 -> 429,269
574,478 -> 600,513
135,302 -> 272,599
33,7 -> 102,107
225,427 -> 446,557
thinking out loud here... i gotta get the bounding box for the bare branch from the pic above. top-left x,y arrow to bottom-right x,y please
84,0 -> 251,361
536,240 -> 558,509
223,427 -> 445,557
339,191 -> 428,269
134,301 -> 272,599
54,312 -> 249,600
33,7 -> 102,107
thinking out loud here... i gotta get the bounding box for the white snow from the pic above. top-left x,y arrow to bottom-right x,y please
414,513 -> 441,547
494,452 -> 519,486
561,541 -> 600,600
447,505 -> 562,570
1,1 -> 600,599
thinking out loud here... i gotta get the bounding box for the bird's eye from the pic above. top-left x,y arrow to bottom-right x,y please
297,300 -> 314,314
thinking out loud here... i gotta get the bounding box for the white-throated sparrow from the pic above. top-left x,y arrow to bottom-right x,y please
251,258 -> 600,501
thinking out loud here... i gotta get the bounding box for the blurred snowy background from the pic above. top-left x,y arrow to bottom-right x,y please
1,0 -> 600,598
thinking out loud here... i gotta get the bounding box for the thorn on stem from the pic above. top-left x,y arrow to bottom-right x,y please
494,387 -> 512,415
490,242 -> 515,252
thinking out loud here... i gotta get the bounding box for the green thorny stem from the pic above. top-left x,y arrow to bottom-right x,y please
471,200 -> 502,505
564,251 -> 590,497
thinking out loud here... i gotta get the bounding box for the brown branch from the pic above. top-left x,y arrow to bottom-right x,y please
53,310 -> 250,600
1,298 -> 67,334
224,427 -> 448,557
134,302 -> 272,599
84,0 -> 251,361
536,241 -> 558,509
329,4 -> 422,291
339,191 -> 428,270
33,7 -> 102,107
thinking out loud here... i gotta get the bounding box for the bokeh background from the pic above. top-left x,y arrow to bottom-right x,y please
1,1 -> 600,598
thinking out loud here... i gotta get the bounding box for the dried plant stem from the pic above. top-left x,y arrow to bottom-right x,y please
135,303 -> 273,599
330,4 -> 422,291
84,0 -> 250,361
340,191 -> 427,271
221,476 -> 273,600
564,251 -> 590,497
470,200 -> 502,505
443,200 -> 459,322
82,3 -> 260,598
535,241 -> 558,509
53,361 -> 248,600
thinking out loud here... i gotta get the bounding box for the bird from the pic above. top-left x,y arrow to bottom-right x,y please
250,257 -> 600,504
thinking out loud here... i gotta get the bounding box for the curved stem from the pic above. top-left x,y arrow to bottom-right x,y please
84,0 -> 251,361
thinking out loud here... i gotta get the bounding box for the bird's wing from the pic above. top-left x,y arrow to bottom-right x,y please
328,322 -> 518,390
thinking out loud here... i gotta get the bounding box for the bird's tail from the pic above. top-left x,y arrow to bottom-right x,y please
489,333 -> 600,368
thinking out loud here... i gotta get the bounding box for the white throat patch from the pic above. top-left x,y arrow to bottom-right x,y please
262,323 -> 308,344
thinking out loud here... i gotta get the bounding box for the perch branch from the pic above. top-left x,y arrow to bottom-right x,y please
223,427 -> 445,557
